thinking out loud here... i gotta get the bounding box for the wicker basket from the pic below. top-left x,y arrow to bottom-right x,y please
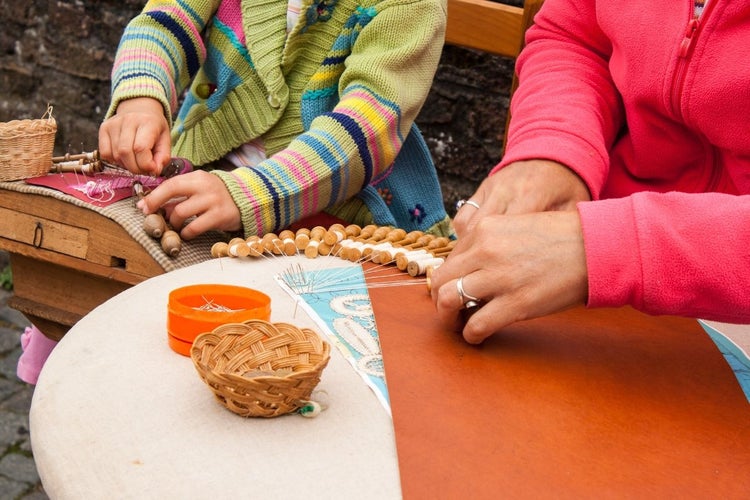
0,107 -> 57,181
191,319 -> 331,418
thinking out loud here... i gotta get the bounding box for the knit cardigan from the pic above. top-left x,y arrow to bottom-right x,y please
496,0 -> 750,323
107,0 -> 452,238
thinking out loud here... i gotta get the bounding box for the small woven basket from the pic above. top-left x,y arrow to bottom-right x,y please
0,107 -> 57,182
191,319 -> 331,418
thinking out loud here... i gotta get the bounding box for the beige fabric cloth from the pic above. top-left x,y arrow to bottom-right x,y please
30,256 -> 400,499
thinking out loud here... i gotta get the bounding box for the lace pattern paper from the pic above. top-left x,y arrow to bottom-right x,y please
276,264 -> 390,414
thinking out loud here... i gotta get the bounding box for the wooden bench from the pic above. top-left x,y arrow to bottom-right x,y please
447,0 -> 543,57
0,0 -> 544,341
445,0 -> 545,142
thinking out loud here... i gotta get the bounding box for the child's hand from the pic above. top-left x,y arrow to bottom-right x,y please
136,170 -> 242,240
98,97 -> 172,176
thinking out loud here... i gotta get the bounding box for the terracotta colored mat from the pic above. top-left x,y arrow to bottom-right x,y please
367,274 -> 750,498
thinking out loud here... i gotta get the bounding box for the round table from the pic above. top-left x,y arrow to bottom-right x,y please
30,255 -> 400,499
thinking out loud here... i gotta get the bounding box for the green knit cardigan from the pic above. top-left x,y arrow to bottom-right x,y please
108,0 -> 453,237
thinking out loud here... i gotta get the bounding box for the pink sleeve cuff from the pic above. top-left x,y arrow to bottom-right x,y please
577,197 -> 644,309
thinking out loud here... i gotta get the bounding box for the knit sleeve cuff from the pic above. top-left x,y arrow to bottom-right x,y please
211,169 -> 274,238
105,83 -> 174,129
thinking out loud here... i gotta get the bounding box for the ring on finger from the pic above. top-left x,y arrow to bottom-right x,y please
456,276 -> 482,309
455,199 -> 480,211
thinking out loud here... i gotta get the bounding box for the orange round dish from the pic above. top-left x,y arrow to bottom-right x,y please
167,284 -> 272,356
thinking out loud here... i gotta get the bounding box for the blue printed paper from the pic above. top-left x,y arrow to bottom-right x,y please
277,264 -> 390,413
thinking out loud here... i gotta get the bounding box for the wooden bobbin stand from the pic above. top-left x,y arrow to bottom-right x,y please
210,223 -> 455,289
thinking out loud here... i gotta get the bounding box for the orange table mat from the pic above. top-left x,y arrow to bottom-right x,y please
367,273 -> 750,498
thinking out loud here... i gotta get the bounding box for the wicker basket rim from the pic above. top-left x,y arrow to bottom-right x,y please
198,354 -> 331,381
0,118 -> 57,135
191,320 -> 331,377
193,337 -> 331,377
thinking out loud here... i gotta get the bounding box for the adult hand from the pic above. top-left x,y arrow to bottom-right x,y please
453,160 -> 591,237
430,210 -> 589,344
98,97 -> 172,176
137,170 -> 242,240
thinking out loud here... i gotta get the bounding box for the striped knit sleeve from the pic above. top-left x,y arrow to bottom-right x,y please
106,0 -> 218,121
216,0 -> 447,236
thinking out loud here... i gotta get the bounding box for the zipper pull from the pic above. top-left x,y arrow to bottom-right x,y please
679,18 -> 699,57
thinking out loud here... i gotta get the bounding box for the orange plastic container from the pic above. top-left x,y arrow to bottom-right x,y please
167,284 -> 271,356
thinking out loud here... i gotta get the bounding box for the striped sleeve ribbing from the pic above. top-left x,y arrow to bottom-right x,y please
106,0 -> 216,120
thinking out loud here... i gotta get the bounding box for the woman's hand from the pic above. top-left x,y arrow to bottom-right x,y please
137,170 -> 242,240
430,210 -> 589,344
453,160 -> 591,237
98,97 -> 172,176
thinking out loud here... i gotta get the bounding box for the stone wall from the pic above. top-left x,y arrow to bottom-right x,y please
0,0 -> 517,215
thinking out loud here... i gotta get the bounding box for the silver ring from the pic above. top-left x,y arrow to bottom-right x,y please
455,199 -> 480,211
456,276 -> 482,309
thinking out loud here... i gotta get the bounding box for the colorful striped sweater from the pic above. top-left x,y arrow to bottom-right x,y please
107,0 -> 452,238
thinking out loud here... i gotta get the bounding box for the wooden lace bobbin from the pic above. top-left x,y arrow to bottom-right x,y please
395,238 -> 443,269
328,226 -> 363,257
316,240 -> 334,256
398,233 -> 435,251
340,226 -> 397,261
388,234 -> 437,267
50,150 -> 101,174
387,229 -> 424,248
403,239 -> 456,275
370,231 -> 425,264
277,229 -> 298,256
323,223 -> 345,246
50,159 -> 102,174
346,239 -> 400,263
357,225 -> 392,246
244,236 -> 266,257
211,241 -> 230,258
407,256 -> 445,277
361,228 -> 407,258
152,213 -> 181,257
363,228 -> 416,262
370,246 -> 397,265
294,228 -> 311,250
363,242 -> 397,261
326,237 -> 353,260
396,250 -> 432,272
227,237 -> 252,258
394,237 -> 450,271
143,213 -> 167,239
342,241 -> 371,262
303,226 -> 328,258
160,230 -> 182,257
349,224 -> 379,245
323,223 -> 363,247
134,180 -> 182,257
430,240 -> 457,258
342,234 -> 388,261
334,224 -> 362,246
51,150 -> 99,164
260,233 -> 282,255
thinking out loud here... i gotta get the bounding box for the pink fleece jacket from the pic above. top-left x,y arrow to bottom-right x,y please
494,0 -> 750,322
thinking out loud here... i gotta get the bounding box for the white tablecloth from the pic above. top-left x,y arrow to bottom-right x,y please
31,256 -> 401,499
